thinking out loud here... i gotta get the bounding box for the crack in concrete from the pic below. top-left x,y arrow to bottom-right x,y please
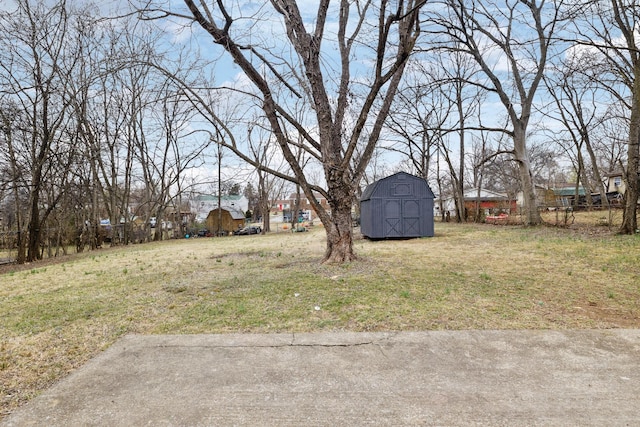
152,332 -> 401,350
288,331 -> 400,348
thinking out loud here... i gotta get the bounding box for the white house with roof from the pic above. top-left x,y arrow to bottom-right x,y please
605,170 -> 625,194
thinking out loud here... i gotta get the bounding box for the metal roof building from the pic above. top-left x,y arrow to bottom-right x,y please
360,172 -> 435,239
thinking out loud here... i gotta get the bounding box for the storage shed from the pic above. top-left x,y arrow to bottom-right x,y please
206,207 -> 246,235
360,172 -> 435,239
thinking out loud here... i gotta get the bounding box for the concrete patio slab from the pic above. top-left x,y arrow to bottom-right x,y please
2,330 -> 639,426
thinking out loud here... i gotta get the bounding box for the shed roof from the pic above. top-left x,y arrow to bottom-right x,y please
209,206 -> 245,220
361,172 -> 433,201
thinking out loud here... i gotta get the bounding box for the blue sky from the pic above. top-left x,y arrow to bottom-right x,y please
3,0 -> 624,190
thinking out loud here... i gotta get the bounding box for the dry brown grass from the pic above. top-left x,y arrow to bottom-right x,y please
1,214 -> 639,417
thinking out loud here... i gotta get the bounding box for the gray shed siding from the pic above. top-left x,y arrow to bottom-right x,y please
360,172 -> 434,239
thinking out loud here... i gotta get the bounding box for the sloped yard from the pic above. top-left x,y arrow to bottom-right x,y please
1,219 -> 639,417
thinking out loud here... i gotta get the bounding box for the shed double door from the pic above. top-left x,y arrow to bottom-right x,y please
383,199 -> 421,237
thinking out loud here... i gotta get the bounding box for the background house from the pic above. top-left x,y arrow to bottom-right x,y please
442,188 -> 515,220
602,170 -> 639,206
269,198 -> 291,223
605,171 -> 625,194
270,192 -> 329,223
463,188 -> 517,221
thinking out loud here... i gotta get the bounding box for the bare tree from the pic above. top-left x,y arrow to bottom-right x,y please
541,58 -> 610,210
438,50 -> 485,221
426,0 -> 565,225
0,101 -> 28,261
88,70 -> 134,245
140,0 -> 423,262
247,117 -> 292,233
572,0 -> 640,233
388,47 -> 485,222
138,84 -> 211,241
83,17 -> 166,245
385,63 -> 449,181
0,0 -> 90,262
595,104 -> 628,174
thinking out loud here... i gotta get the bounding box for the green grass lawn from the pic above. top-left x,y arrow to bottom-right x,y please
1,220 -> 640,416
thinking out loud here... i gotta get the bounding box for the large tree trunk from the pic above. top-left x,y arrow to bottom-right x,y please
455,186 -> 465,222
456,79 -> 466,222
259,174 -> 270,233
513,126 -> 542,225
322,194 -> 356,263
26,192 -> 42,262
583,133 -> 609,210
621,162 -> 639,232
311,167 -> 357,263
620,84 -> 640,234
14,203 -> 26,265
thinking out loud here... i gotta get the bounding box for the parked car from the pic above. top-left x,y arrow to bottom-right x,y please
234,226 -> 262,235
197,229 -> 210,237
